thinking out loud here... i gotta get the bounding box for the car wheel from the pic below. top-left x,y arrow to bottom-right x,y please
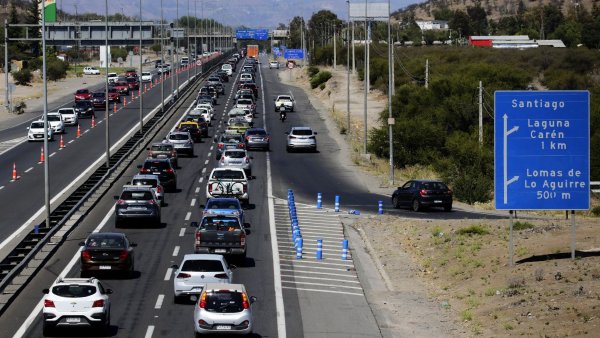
444,204 -> 452,212
80,270 -> 88,278
411,199 -> 421,212
392,196 -> 400,209
174,295 -> 182,304
115,217 -> 122,228
286,146 -> 291,152
42,321 -> 54,336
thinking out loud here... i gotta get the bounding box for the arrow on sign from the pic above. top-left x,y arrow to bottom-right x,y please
503,114 -> 519,205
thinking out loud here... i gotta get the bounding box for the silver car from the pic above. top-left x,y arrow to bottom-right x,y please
172,254 -> 232,303
218,149 -> 252,176
131,174 -> 165,206
286,126 -> 318,152
56,108 -> 79,126
193,283 -> 256,335
164,131 -> 194,156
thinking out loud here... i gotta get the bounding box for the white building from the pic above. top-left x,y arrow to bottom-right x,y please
415,20 -> 449,30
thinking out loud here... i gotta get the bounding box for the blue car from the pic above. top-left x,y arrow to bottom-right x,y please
203,198 -> 245,225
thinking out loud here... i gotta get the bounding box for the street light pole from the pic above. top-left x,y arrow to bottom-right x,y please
346,0 -> 350,134
105,0 -> 110,168
187,0 -> 190,81
387,0 -> 394,183
42,0 -> 50,228
5,19 -> 9,113
175,0 -> 180,97
194,0 -> 198,77
160,0 -> 165,112
363,0 -> 368,154
139,0 -> 143,135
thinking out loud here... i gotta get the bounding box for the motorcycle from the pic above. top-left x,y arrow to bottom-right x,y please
279,106 -> 287,122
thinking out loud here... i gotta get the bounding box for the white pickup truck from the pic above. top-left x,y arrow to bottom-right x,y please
205,168 -> 249,205
274,95 -> 295,112
83,67 -> 100,75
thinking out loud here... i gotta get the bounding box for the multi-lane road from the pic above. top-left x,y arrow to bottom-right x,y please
0,51 -> 502,338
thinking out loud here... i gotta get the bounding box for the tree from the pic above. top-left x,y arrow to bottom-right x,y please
307,10 -> 342,49
289,16 -> 305,49
449,10 -> 471,37
467,4 -> 487,35
26,0 -> 41,57
551,20 -> 581,47
433,7 -> 453,21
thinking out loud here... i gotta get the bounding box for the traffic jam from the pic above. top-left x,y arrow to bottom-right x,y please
39,50 -> 268,337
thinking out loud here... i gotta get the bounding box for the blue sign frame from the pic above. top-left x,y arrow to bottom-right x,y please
494,90 -> 590,210
284,49 -> 304,59
235,29 -> 268,40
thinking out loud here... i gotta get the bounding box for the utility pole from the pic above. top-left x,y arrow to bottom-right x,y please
160,0 -> 165,112
5,19 -> 9,113
479,80 -> 483,147
363,1 -> 368,155
391,39 -> 394,91
346,0 -> 351,134
351,20 -> 355,74
194,0 -> 197,77
42,0 -> 50,228
104,0 -> 110,168
139,0 -> 143,135
175,0 -> 179,98
425,59 -> 429,89
387,0 -> 394,184
187,0 -> 190,81
333,23 -> 336,69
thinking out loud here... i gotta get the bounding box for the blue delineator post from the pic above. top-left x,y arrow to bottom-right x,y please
317,193 -> 322,209
341,239 -> 348,260
334,195 -> 340,212
34,225 -> 39,235
378,200 -> 383,214
296,238 -> 303,259
316,239 -> 323,260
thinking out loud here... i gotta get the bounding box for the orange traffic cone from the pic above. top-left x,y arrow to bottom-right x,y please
11,162 -> 18,181
123,97 -> 127,107
113,103 -> 117,113
59,135 -> 65,149
91,115 -> 96,128
39,147 -> 44,163
144,84 -> 147,93
76,124 -> 81,138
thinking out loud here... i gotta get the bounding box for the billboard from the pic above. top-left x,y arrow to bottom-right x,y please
236,29 -> 269,40
40,0 -> 57,22
272,30 -> 289,38
349,3 -> 389,21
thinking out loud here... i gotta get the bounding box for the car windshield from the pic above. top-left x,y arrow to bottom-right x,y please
278,96 -> 292,101
127,78 -> 137,83
200,217 -> 241,231
76,89 -> 88,94
75,101 -> 89,107
169,133 -> 189,140
31,122 -> 44,129
86,235 -> 125,248
221,135 -> 242,143
151,145 -> 173,152
204,291 -> 244,313
52,285 -> 97,298
222,64 -> 231,69
211,170 -> 244,180
247,129 -> 267,136
132,179 -> 158,188
57,109 -> 74,115
47,115 -> 60,121
237,100 -> 252,105
92,93 -> 104,98
181,260 -> 224,272
292,129 -> 313,136
121,191 -> 154,200
224,151 -> 246,159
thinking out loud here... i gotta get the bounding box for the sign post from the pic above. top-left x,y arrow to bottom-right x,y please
494,90 -> 590,265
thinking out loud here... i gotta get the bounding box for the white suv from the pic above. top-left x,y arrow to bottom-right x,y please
193,283 -> 256,335
27,120 -> 54,141
42,277 -> 112,335
47,113 -> 66,134
56,108 -> 79,126
83,67 -> 100,75
286,126 -> 317,152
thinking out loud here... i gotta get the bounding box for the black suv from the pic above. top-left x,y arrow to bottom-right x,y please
114,185 -> 161,227
391,180 -> 453,212
73,100 -> 95,118
137,158 -> 177,192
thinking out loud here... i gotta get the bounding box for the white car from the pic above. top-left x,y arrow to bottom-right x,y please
107,72 -> 118,84
27,120 -> 53,141
269,61 -> 279,69
172,254 -> 233,303
83,67 -> 100,75
274,94 -> 295,112
190,108 -> 211,126
42,277 -> 112,335
221,63 -> 233,76
218,149 -> 252,176
47,113 -> 65,134
228,108 -> 253,124
240,73 -> 253,82
195,103 -> 214,119
56,107 -> 78,126
141,71 -> 153,82
193,284 -> 256,336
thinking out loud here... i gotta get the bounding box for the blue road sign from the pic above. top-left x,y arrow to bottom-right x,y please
494,90 -> 589,210
235,29 -> 269,40
284,49 -> 304,59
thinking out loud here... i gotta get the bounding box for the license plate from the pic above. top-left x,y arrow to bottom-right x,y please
157,154 -> 167,158
434,200 -> 442,203
153,172 -> 161,175
66,317 -> 81,323
214,249 -> 226,253
99,265 -> 111,270
216,325 -> 231,330
35,135 -> 42,138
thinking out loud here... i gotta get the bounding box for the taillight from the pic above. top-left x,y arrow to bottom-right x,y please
199,292 -> 206,308
81,250 -> 91,262
141,168 -> 151,173
166,168 -> 174,174
195,231 -> 201,246
420,189 -> 428,197
238,143 -> 245,148
243,184 -> 247,193
241,292 -> 249,309
245,136 -> 250,141
171,151 -> 177,157
220,157 -> 225,164
214,273 -> 228,279
240,232 -> 246,246
92,299 -> 104,308
119,250 -> 129,260
176,272 -> 191,279
208,184 -> 213,193
218,143 -> 224,149
44,299 -> 55,308
148,199 -> 156,205
447,190 -> 453,195
245,157 -> 250,164
156,185 -> 162,193
117,199 -> 126,205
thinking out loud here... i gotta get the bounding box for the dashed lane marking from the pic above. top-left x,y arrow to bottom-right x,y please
0,186 -> 4,190
185,211 -> 191,221
204,159 -> 209,165
195,187 -> 200,193
172,246 -> 180,256
164,268 -> 173,281
179,227 -> 185,237
154,294 -> 164,309
144,325 -> 155,338
68,140 -> 74,144
49,152 -> 56,157
24,167 -> 33,173
190,198 -> 196,207
199,177 -> 204,183
201,168 -> 206,174
281,286 -> 363,296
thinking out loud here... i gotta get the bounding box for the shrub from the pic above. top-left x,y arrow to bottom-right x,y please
310,71 -> 332,89
307,66 -> 320,78
457,224 -> 489,236
507,276 -> 526,289
591,206 -> 600,216
513,221 -> 534,231
460,309 -> 473,321
46,58 -> 68,81
13,68 -> 32,85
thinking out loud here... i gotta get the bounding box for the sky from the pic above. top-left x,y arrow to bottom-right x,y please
54,0 -> 416,27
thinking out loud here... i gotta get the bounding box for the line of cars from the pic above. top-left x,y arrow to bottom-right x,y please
41,52 -> 258,336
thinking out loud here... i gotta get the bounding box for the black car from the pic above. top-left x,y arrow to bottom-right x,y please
215,70 -> 229,83
391,180 -> 453,212
79,232 -> 136,277
212,82 -> 225,95
197,94 -> 216,105
114,185 -> 161,227
73,100 -> 95,118
91,92 -> 106,109
138,158 -> 177,192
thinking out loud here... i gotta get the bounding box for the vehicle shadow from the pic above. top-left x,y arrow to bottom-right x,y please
233,257 -> 256,268
45,324 -> 119,337
116,220 -> 167,229
243,204 -> 256,210
82,270 -> 141,280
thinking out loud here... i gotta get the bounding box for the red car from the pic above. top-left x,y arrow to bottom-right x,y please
113,81 -> 130,95
126,77 -> 139,90
125,69 -> 138,78
108,88 -> 121,102
74,89 -> 92,101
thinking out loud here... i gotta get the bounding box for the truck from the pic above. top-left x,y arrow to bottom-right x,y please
191,215 -> 247,258
205,167 -> 249,204
247,45 -> 259,59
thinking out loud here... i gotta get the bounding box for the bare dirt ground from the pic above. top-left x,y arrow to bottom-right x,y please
280,64 -> 600,337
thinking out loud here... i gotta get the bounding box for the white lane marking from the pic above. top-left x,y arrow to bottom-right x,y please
281,274 -> 360,284
190,198 -> 196,207
49,152 -> 56,158
12,204 -> 115,338
280,268 -> 357,278
0,186 -> 4,190
280,263 -> 350,272
281,280 -> 362,289
144,325 -> 155,338
68,139 -> 74,144
204,160 -> 209,165
261,57 -> 287,338
97,120 -> 103,124
201,168 -> 206,174
179,227 -> 186,237
281,286 -> 363,296
207,152 -> 211,157
0,136 -> 28,156
154,294 -> 164,309
164,268 -> 173,281
185,212 -> 191,221
172,246 -> 180,256
83,129 -> 89,134
210,145 -> 214,151
195,187 -> 200,193
24,167 -> 33,173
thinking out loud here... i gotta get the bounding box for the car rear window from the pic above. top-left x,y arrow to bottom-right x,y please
421,182 -> 448,190
143,161 -> 170,170
169,133 -> 189,140
58,109 -> 74,115
121,191 -> 154,200
224,151 -> 246,159
220,135 -> 242,143
181,260 -> 224,272
47,115 -> 61,121
31,122 -> 44,128
151,144 -> 173,151
204,291 -> 244,313
132,179 -> 158,188
292,130 -> 313,136
237,99 -> 252,105
76,89 -> 88,94
92,93 -> 104,97
211,170 -> 244,180
52,285 -> 96,298
86,235 -> 125,248
200,217 -> 241,231
247,129 -> 267,136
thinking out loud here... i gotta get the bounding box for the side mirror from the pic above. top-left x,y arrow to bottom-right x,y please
314,132 -> 318,135
146,147 -> 150,150
171,264 -> 179,269
42,289 -> 49,294
244,222 -> 251,228
130,242 -> 138,247
191,221 -> 199,228
106,289 -> 113,294
250,296 -> 257,303
113,196 -> 119,200
78,241 -> 85,246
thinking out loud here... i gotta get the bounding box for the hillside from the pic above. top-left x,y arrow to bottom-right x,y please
396,0 -> 595,20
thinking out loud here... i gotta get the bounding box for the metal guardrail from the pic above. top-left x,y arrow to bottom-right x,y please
591,181 -> 600,194
0,53 -> 232,310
